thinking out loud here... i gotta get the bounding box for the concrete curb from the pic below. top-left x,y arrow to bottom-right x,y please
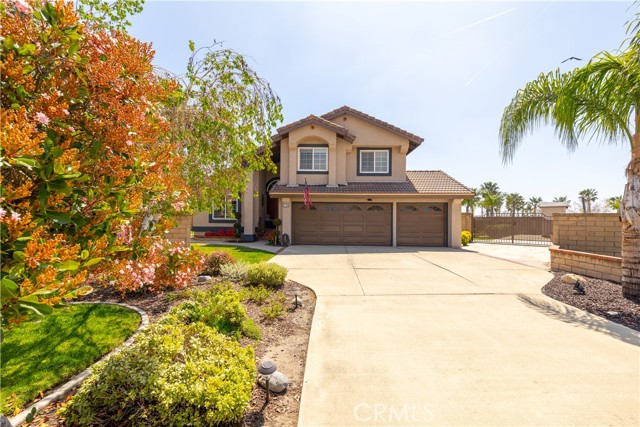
8,302 -> 149,427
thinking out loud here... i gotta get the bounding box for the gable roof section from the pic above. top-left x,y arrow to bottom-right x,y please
272,114 -> 356,143
321,105 -> 424,152
270,170 -> 473,197
406,170 -> 473,195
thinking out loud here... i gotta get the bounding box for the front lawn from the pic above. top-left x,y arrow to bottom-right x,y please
191,244 -> 274,264
0,303 -> 140,414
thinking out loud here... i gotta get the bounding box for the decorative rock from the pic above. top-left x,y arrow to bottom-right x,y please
257,370 -> 289,393
561,273 -> 584,285
197,275 -> 212,283
1,415 -> 12,427
606,311 -> 620,317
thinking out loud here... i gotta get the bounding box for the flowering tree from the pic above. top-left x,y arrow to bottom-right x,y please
164,42 -> 284,212
0,0 -> 201,325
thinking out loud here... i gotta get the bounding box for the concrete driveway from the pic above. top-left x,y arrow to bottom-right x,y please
273,246 -> 640,426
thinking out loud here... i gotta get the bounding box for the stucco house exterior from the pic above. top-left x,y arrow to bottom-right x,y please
193,106 -> 473,247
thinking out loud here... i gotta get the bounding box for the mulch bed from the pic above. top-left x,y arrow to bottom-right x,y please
542,272 -> 640,332
22,279 -> 316,427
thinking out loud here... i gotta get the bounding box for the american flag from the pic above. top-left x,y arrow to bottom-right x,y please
303,179 -> 312,210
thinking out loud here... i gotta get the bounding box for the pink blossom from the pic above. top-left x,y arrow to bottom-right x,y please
125,140 -> 133,146
0,208 -> 6,221
11,211 -> 21,221
69,126 -> 75,132
34,112 -> 50,125
11,0 -> 32,14
62,109 -> 69,115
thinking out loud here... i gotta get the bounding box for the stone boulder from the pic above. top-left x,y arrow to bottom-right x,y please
197,275 -> 212,283
561,273 -> 585,285
257,370 -> 289,393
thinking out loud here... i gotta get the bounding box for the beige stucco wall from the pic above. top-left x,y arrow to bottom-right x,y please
278,116 -> 410,186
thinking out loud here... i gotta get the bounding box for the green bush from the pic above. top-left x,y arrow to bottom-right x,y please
220,261 -> 249,282
60,322 -> 255,427
261,293 -> 287,320
239,285 -> 273,305
461,230 -> 472,246
169,285 -> 261,340
246,263 -> 288,288
201,251 -> 237,276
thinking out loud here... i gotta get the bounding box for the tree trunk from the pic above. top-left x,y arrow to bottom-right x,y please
621,135 -> 640,298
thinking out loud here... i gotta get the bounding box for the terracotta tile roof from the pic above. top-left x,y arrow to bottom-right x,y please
270,171 -> 473,196
321,105 -> 424,152
406,170 -> 474,195
272,115 -> 356,143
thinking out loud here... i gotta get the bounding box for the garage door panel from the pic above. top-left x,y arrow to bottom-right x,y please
397,203 -> 446,247
293,202 -> 391,245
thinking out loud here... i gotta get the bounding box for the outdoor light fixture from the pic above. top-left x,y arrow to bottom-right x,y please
258,360 -> 277,403
283,202 -> 290,208
292,286 -> 301,309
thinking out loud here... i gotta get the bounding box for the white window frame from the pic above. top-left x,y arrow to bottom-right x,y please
359,149 -> 389,174
212,198 -> 239,219
298,146 -> 328,172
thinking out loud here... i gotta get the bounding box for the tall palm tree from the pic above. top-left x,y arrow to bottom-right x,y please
528,196 -> 543,213
479,182 -> 502,216
505,193 -> 525,216
607,195 -> 622,212
462,188 -> 480,214
500,13 -> 640,298
553,196 -> 569,203
579,188 -> 598,213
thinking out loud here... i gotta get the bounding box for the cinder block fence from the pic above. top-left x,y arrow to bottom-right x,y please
550,213 -> 622,283
165,215 -> 192,247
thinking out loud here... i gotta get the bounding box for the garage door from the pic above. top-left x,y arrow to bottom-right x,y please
293,202 -> 392,245
397,203 -> 447,246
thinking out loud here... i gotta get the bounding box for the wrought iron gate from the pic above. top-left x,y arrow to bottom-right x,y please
472,213 -> 552,246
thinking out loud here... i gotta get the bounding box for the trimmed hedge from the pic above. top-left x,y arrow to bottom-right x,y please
60,322 -> 255,427
246,263 -> 288,288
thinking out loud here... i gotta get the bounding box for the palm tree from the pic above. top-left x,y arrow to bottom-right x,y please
505,193 -> 525,216
499,13 -> 640,298
579,189 -> 598,213
607,196 -> 622,212
461,188 -> 480,214
528,196 -> 543,213
479,182 -> 502,216
553,196 -> 569,203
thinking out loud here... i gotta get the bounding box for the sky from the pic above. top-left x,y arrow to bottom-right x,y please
129,0 -> 633,206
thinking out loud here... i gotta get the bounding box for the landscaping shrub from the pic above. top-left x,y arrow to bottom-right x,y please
461,231 -> 472,246
246,263 -> 288,288
204,229 -> 235,237
239,285 -> 273,305
201,251 -> 237,276
60,322 -> 255,427
263,230 -> 280,246
169,285 -> 260,340
220,262 -> 250,282
261,293 -> 287,320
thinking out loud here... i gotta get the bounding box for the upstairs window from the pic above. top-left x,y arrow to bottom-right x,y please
359,149 -> 390,175
298,146 -> 328,172
212,198 -> 239,219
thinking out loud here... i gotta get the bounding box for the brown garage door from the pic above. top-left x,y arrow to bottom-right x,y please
293,202 -> 392,245
397,203 -> 447,246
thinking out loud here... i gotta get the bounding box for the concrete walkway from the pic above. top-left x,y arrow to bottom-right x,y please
273,246 -> 639,426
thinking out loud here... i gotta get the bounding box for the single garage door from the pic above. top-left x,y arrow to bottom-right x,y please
397,203 -> 447,246
293,202 -> 392,245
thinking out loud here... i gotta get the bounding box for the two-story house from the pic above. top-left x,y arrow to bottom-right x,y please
193,106 -> 473,247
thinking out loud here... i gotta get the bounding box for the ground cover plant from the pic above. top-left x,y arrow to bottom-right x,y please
191,244 -> 274,264
0,303 -> 140,414
60,321 -> 255,427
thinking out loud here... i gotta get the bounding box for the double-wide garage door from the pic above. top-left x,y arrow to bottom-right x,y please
293,202 -> 392,245
292,202 -> 447,246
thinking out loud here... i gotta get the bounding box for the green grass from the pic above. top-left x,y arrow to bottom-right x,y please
191,244 -> 274,264
1,303 -> 140,414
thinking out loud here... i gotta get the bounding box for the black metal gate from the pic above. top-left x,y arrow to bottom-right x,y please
472,213 -> 552,246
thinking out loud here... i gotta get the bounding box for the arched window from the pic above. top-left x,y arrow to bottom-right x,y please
367,205 -> 385,211
400,205 -> 419,212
